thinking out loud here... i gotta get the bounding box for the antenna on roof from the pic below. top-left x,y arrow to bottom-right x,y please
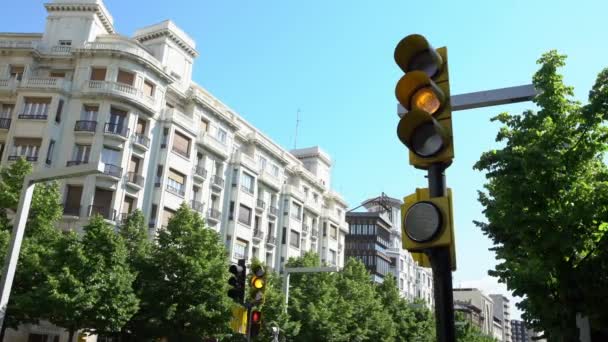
294,108 -> 301,149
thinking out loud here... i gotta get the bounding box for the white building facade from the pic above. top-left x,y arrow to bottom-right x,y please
0,2 -> 349,339
490,294 -> 512,342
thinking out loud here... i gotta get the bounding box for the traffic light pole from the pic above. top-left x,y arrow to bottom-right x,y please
427,163 -> 456,342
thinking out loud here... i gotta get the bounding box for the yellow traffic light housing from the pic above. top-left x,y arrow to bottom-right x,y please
401,188 -> 456,270
395,34 -> 454,169
249,265 -> 267,305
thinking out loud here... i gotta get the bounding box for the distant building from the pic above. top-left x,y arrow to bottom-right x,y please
453,288 -> 495,335
490,294 -> 512,342
493,316 -> 504,341
510,320 -> 529,342
454,300 -> 484,329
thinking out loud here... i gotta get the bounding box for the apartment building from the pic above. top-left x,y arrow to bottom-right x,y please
345,194 -> 434,307
0,0 -> 348,336
453,288 -> 495,335
490,294 -> 512,342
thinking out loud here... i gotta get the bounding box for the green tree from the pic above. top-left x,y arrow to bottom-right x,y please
376,274 -> 435,341
455,313 -> 497,342
0,158 -> 31,231
474,51 -> 608,340
48,216 -> 138,341
138,203 -> 232,340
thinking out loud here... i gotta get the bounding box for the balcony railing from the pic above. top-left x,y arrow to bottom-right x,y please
208,208 -> 221,220
74,120 -> 97,132
311,229 -> 319,238
166,183 -> 185,197
253,229 -> 264,240
191,200 -> 205,213
86,80 -> 156,109
256,199 -> 266,210
269,206 -> 279,216
104,122 -> 129,138
8,155 -> 38,162
0,118 -> 11,129
88,205 -> 116,221
193,166 -> 207,179
66,160 -> 88,167
266,235 -> 277,245
134,133 -> 150,148
80,42 -> 162,70
103,164 -> 122,178
18,113 -> 48,120
126,172 -> 144,187
211,175 -> 224,189
63,204 -> 80,217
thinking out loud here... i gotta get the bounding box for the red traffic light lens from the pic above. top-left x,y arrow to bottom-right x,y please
251,310 -> 262,323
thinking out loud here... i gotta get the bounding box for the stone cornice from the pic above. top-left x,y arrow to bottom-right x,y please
134,30 -> 198,58
44,2 -> 115,34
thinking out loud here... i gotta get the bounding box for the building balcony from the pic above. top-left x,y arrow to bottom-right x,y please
49,45 -> 72,55
66,160 -> 88,167
8,155 -> 38,162
311,229 -> 319,239
62,204 -> 80,218
255,198 -> 265,212
133,133 -> 150,149
258,170 -> 282,191
126,172 -> 144,188
266,235 -> 276,247
193,166 -> 207,180
190,200 -> 205,214
0,118 -> 11,129
302,224 -> 310,234
232,151 -> 257,173
104,122 -> 129,140
102,163 -> 122,179
18,113 -> 48,120
0,78 -> 17,93
20,77 -> 71,92
197,131 -> 229,160
0,40 -> 36,49
268,205 -> 278,219
207,208 -> 221,223
84,80 -> 157,113
282,184 -> 305,202
77,41 -> 163,73
166,183 -> 185,197
74,120 -> 97,133
88,205 -> 116,221
253,228 -> 264,241
211,175 -> 224,191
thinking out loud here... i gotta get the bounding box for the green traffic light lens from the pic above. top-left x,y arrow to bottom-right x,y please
405,202 -> 442,242
411,122 -> 444,157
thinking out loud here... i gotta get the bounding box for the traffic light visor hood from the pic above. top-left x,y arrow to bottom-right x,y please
394,34 -> 443,77
395,71 -> 445,113
397,109 -> 448,157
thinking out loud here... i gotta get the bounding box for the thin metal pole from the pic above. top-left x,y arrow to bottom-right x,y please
283,272 -> 290,313
246,304 -> 252,342
426,163 -> 455,342
0,181 -> 35,328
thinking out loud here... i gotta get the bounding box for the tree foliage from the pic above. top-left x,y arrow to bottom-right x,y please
474,50 -> 608,340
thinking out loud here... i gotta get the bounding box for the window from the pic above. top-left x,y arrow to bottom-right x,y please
241,172 -> 254,194
101,147 -> 121,166
282,227 -> 287,244
229,201 -> 235,220
136,119 -> 146,135
234,239 -> 248,260
200,118 -> 209,132
313,193 -> 319,203
28,333 -> 59,342
143,80 -> 155,97
238,204 -> 252,226
55,99 -> 64,123
336,208 -> 342,217
70,144 -> 90,165
268,222 -> 274,236
11,138 -> 41,160
81,105 -> 98,121
0,104 -> 13,118
129,156 -> 141,173
162,207 -> 175,227
45,140 -> 55,165
0,142 -> 4,160
258,156 -> 267,170
50,71 -> 65,78
167,169 -> 185,196
329,249 -> 337,265
22,97 -> 51,117
292,202 -> 302,220
64,185 -> 83,216
323,222 -> 327,236
271,164 -> 279,177
330,224 -> 337,239
161,128 -> 169,147
216,127 -> 227,144
58,40 -> 72,46
290,230 -> 300,248
90,67 -> 107,81
117,70 -> 135,86
122,196 -> 135,219
172,131 -> 191,158
9,65 -> 24,81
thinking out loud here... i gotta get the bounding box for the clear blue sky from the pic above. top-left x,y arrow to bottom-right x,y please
4,0 -> 608,309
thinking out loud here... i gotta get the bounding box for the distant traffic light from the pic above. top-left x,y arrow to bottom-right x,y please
395,34 -> 454,169
249,265 -> 267,305
250,310 -> 262,338
401,188 -> 456,270
228,259 -> 246,304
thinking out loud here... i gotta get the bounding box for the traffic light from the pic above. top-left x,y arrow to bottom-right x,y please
228,259 -> 246,304
249,309 -> 262,338
395,34 -> 454,169
249,265 -> 267,305
401,188 -> 456,270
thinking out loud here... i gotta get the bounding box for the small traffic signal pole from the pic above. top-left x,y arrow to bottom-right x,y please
245,303 -> 252,342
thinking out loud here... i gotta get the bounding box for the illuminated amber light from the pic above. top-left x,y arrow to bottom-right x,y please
252,277 -> 264,289
412,87 -> 441,114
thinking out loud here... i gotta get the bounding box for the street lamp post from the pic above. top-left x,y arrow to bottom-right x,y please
0,162 -> 105,327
